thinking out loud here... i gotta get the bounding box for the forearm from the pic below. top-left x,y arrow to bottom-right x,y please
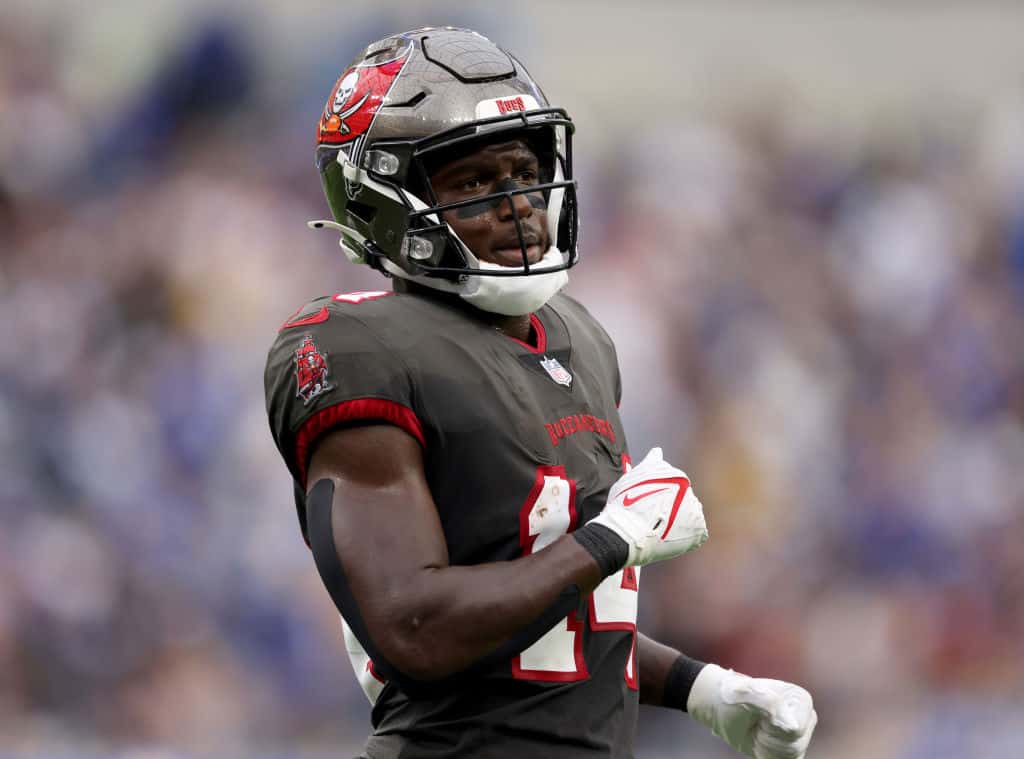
368,535 -> 603,680
304,424 -> 626,684
637,633 -> 706,708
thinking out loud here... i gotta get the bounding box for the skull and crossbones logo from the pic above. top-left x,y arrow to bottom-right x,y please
330,71 -> 369,135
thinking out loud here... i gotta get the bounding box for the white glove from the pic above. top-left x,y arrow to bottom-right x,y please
588,447 -> 708,566
687,664 -> 818,759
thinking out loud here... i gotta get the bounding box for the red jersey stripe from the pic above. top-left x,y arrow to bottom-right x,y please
295,398 -> 425,486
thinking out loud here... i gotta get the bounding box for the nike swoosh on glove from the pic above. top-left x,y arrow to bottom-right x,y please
687,664 -> 818,759
587,447 -> 708,566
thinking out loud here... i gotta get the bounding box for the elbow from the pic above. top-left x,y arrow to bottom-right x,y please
375,614 -> 454,682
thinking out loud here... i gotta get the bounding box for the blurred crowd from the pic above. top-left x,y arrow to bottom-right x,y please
2,9 -> 1023,759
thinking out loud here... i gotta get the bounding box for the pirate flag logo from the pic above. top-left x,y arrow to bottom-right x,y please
317,42 -> 411,147
328,71 -> 369,137
295,334 -> 333,405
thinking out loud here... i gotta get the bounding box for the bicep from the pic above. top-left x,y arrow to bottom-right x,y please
307,423 -> 449,601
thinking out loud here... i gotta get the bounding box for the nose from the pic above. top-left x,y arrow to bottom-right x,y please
495,179 -> 534,222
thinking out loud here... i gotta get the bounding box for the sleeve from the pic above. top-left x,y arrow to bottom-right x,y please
264,301 -> 425,492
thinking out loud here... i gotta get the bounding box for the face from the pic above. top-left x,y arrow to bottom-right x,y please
428,139 -> 549,267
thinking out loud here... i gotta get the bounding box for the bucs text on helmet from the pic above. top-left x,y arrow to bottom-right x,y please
309,27 -> 579,314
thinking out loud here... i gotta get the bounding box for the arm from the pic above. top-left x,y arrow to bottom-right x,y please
306,423 -> 606,682
637,633 -> 818,759
637,632 -> 704,707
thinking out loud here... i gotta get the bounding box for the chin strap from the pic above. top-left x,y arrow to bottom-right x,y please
457,245 -> 569,316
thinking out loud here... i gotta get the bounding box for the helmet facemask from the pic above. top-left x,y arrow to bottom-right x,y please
317,106 -> 578,286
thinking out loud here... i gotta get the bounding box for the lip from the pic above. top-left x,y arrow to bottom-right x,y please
491,243 -> 543,266
493,234 -> 541,250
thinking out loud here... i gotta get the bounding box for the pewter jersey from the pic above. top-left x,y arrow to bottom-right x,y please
264,289 -> 639,758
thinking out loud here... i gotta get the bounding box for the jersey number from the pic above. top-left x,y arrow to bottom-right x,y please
511,466 -> 640,689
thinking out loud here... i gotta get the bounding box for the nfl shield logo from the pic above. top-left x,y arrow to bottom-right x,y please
540,356 -> 572,387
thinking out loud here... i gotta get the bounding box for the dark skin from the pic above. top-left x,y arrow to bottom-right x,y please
308,139 -> 689,696
394,139 -> 548,342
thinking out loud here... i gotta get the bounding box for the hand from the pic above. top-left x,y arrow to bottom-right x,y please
587,447 -> 708,566
687,664 -> 818,759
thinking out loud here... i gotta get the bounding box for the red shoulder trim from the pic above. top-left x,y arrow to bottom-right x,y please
280,306 -> 329,331
294,398 -> 425,486
279,290 -> 393,331
506,313 -> 548,354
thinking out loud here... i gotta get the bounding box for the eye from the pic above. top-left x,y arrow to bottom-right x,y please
516,169 -> 539,183
457,176 -> 483,192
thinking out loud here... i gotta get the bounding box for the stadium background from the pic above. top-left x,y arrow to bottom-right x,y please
3,1 -> 1024,756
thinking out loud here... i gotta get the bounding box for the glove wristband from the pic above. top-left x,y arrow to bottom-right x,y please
572,523 -> 629,578
664,654 -> 708,713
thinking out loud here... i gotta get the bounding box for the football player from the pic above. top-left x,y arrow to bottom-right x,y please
265,27 -> 817,759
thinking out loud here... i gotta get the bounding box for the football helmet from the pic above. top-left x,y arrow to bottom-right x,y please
310,27 -> 578,315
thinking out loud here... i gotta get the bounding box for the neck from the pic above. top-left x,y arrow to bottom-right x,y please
392,279 -> 533,342
491,313 -> 532,342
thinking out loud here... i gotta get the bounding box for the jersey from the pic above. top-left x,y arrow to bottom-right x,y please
264,288 -> 638,758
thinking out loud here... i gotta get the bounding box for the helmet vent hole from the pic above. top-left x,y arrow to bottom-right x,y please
385,91 -> 427,109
